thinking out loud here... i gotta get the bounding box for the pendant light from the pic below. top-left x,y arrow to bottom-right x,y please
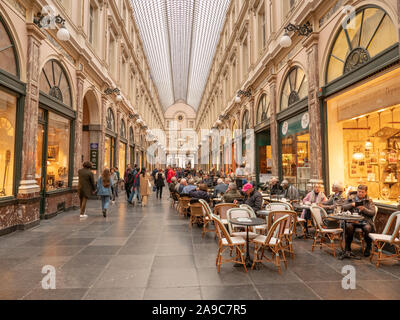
365,115 -> 373,151
352,118 -> 364,160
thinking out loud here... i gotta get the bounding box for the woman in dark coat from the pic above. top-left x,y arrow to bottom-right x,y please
189,184 -> 210,204
78,161 -> 96,218
155,169 -> 165,199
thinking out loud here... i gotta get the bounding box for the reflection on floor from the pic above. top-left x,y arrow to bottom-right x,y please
0,193 -> 399,300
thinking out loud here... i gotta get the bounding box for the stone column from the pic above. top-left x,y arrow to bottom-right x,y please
18,24 -> 45,197
72,70 -> 86,187
304,33 -> 323,180
115,108 -> 121,169
98,95 -> 107,174
247,98 -> 256,180
268,75 -> 279,177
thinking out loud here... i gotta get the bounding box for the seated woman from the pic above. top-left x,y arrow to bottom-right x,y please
301,183 -> 327,237
319,182 -> 345,213
340,185 -> 376,258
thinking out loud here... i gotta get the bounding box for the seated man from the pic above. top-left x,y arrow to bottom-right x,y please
281,180 -> 299,201
222,183 -> 243,203
269,177 -> 283,195
189,184 -> 210,204
202,174 -> 213,188
340,185 -> 376,258
319,182 -> 345,213
177,178 -> 188,195
235,183 -> 262,213
213,178 -> 228,197
182,178 -> 197,195
168,176 -> 177,193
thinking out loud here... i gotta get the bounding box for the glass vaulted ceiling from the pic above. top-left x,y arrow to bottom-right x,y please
131,0 -> 230,110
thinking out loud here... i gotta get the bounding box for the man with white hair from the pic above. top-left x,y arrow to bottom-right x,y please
182,178 -> 197,195
269,177 -> 283,195
213,178 -> 228,197
178,178 -> 188,195
319,182 -> 345,213
281,179 -> 299,200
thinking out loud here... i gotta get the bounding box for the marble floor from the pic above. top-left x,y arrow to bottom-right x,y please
0,193 -> 400,300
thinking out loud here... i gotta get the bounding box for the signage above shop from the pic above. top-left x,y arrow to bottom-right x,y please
330,68 -> 400,122
280,112 -> 310,137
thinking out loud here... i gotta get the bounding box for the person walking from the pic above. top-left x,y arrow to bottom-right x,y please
124,165 -> 132,199
139,168 -> 151,207
128,166 -> 141,206
114,167 -> 120,197
110,168 -> 118,203
78,161 -> 96,219
97,168 -> 113,217
155,169 -> 165,199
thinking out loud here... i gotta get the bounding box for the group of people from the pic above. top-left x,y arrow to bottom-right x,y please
78,162 -> 167,218
78,162 -> 121,218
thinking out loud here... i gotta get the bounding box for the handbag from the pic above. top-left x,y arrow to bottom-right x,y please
153,185 -> 157,192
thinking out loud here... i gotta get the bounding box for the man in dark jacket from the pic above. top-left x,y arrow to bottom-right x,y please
340,185 -> 376,258
189,184 -> 210,204
78,162 -> 96,218
237,183 -> 263,212
128,166 -> 141,205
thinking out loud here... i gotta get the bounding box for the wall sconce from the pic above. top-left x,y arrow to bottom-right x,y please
235,89 -> 252,103
33,12 -> 70,41
280,22 -> 313,48
104,87 -> 122,101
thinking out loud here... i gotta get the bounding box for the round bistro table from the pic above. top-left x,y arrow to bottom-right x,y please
229,217 -> 267,268
327,214 -> 365,260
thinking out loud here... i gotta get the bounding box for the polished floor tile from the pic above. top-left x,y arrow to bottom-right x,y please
0,194 -> 399,300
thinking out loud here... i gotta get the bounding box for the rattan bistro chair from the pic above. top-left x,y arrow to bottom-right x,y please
240,204 -> 267,235
199,199 -> 216,238
178,196 -> 191,217
188,202 -> 204,230
268,210 -> 298,259
369,211 -> 400,268
251,214 -> 290,274
214,203 -> 238,226
213,214 -> 247,273
310,205 -> 343,257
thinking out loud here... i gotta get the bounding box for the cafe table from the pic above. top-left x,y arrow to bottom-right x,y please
229,217 -> 267,268
326,213 -> 365,260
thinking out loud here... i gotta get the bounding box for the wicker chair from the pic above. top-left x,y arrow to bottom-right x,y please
188,202 -> 204,230
369,211 -> 400,268
251,214 -> 290,274
199,199 -> 216,238
310,205 -> 343,257
213,214 -> 247,273
178,196 -> 191,217
214,203 -> 238,225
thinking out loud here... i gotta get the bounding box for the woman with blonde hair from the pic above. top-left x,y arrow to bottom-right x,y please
139,168 -> 151,207
97,168 -> 113,217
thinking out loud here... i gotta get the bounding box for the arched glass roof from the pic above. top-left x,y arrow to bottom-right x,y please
131,0 -> 230,110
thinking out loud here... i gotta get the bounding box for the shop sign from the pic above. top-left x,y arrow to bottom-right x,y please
90,144 -> 98,170
334,68 -> 400,121
280,112 -> 310,137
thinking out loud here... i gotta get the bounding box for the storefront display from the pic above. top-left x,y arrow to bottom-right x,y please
119,143 -> 126,173
0,90 -> 16,198
327,68 -> 400,206
46,113 -> 70,191
280,112 -> 310,191
104,135 -> 115,169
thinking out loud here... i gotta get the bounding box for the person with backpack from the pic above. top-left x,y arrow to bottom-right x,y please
97,168 -> 113,217
128,166 -> 141,206
155,169 -> 165,199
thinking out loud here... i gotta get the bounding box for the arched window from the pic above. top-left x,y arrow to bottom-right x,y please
40,60 -> 72,107
106,108 -> 115,131
0,15 -> 19,77
120,119 -> 126,139
280,66 -> 308,112
326,6 -> 397,83
257,94 -> 271,124
129,127 -> 134,145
